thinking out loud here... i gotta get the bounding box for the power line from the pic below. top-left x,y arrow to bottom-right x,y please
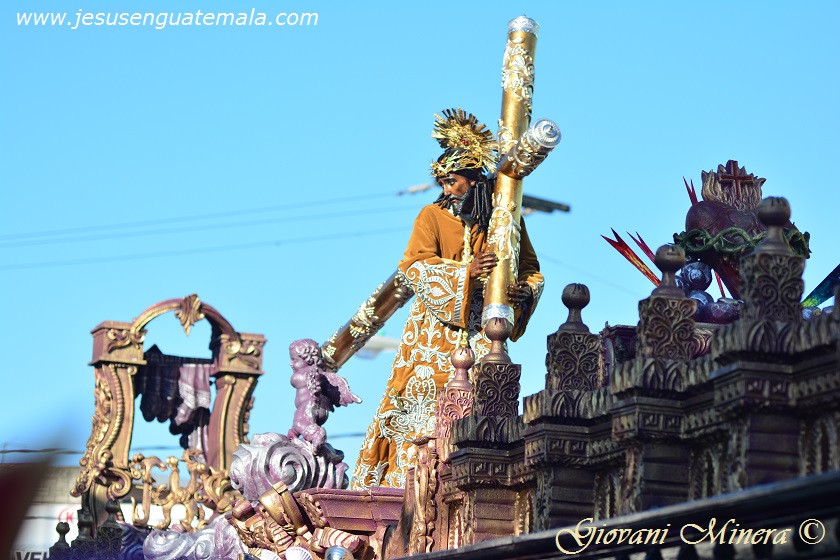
0,190 -> 403,242
0,203 -> 419,249
0,225 -> 409,271
539,253 -> 647,299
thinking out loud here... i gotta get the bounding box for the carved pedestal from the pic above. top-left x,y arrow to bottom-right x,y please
611,246 -> 697,513
448,319 -> 527,544
524,284 -> 616,529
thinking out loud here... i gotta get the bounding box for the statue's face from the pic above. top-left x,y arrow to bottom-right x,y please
289,354 -> 308,370
439,173 -> 474,198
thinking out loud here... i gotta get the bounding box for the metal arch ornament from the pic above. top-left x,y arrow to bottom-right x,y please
104,293 -> 257,366
106,294 -> 207,350
176,293 -> 204,336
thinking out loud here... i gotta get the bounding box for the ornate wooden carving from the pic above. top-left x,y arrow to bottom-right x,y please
723,418 -> 748,493
546,284 -> 603,391
95,500 -> 125,557
524,387 -> 613,423
620,445 -> 643,515
435,346 -> 474,463
600,324 -> 637,382
444,492 -> 468,550
230,482 -> 371,558
73,294 -> 264,539
531,469 -> 553,531
408,439 -> 439,555
471,317 -> 521,418
740,198 -> 806,322
471,362 -> 521,418
637,246 -> 697,361
176,293 -> 204,336
396,196 -> 836,556
451,414 -> 522,449
688,441 -> 724,500
513,487 -> 534,536
106,193 -> 829,560
800,413 -> 840,476
712,198 -> 807,363
593,468 -> 622,520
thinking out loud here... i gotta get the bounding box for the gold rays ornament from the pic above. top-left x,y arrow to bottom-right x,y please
430,108 -> 498,177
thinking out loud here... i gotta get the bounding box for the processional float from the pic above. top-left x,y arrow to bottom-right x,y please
54,15 -> 561,560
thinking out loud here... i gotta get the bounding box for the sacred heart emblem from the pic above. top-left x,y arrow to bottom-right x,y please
678,160 -> 767,300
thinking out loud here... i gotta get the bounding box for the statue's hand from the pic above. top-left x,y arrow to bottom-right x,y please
470,251 -> 498,278
507,281 -> 532,308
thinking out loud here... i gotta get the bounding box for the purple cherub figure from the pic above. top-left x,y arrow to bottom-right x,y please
288,339 -> 361,451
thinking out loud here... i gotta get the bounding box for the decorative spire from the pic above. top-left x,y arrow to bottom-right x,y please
546,284 -> 603,391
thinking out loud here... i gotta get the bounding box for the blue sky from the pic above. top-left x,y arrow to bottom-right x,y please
2,1 -> 838,478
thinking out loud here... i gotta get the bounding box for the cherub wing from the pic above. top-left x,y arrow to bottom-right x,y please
305,366 -> 322,398
321,370 -> 362,407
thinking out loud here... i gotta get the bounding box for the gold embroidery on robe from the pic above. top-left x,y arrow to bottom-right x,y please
351,204 -> 543,489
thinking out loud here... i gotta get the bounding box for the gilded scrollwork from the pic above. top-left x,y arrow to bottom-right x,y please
219,333 -> 264,371
200,469 -> 240,512
129,449 -> 239,532
298,492 -> 328,529
232,378 -> 257,449
497,119 -> 561,180
486,195 -> 521,291
176,294 -> 205,336
130,454 -> 167,527
74,295 -> 268,549
230,482 -> 368,558
74,365 -> 130,499
109,294 -> 209,354
497,120 -> 515,156
106,325 -> 146,353
501,40 -> 535,116
320,271 -> 415,371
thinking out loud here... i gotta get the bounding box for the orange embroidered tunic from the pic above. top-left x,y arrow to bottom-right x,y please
350,204 -> 544,489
